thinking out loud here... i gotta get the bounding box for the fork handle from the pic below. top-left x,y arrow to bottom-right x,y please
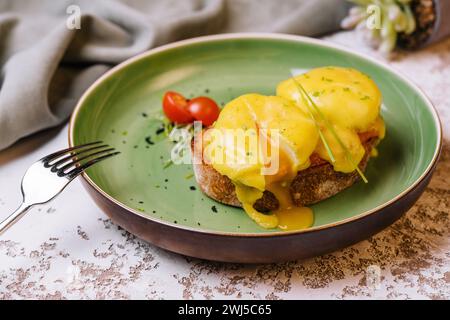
0,203 -> 32,235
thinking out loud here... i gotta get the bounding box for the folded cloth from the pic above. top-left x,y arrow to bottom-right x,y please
0,0 -> 349,151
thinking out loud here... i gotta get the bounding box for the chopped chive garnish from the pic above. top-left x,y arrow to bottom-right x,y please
185,173 -> 194,180
163,119 -> 174,137
145,136 -> 155,145
163,160 -> 173,169
318,130 -> 336,163
291,75 -> 368,183
156,127 -> 165,135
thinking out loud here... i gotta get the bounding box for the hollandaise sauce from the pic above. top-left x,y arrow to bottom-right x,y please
263,144 -> 314,231
205,66 -> 385,231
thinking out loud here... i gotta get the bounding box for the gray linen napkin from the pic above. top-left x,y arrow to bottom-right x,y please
0,0 -> 349,151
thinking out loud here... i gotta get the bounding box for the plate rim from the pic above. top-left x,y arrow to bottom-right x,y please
68,33 -> 443,238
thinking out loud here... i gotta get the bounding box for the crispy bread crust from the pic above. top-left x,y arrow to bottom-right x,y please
192,136 -> 377,211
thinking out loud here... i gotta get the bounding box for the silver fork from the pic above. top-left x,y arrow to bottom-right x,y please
0,142 -> 120,235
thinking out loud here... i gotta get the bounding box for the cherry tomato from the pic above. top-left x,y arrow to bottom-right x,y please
162,91 -> 194,124
187,97 -> 220,126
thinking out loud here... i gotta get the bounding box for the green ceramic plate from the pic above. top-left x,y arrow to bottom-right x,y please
69,34 -> 441,263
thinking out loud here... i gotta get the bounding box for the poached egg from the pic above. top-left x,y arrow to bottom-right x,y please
203,67 -> 385,230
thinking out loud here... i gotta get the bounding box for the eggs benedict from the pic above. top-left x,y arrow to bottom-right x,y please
192,66 -> 385,231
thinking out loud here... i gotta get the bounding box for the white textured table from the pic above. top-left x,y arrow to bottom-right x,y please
1,31 -> 449,300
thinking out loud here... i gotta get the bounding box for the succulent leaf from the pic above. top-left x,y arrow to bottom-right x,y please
343,0 -> 417,55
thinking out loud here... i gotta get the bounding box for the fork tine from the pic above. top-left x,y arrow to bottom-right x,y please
48,144 -> 110,171
41,141 -> 103,164
56,148 -> 116,175
65,152 -> 121,179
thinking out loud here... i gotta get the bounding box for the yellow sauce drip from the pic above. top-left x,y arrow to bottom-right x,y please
267,182 -> 314,231
277,207 -> 314,231
235,186 -> 278,229
206,66 -> 385,231
233,129 -> 314,231
264,145 -> 314,231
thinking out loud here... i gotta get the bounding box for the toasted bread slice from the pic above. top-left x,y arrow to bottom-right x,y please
192,136 -> 378,212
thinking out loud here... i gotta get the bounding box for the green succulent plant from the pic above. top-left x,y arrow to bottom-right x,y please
341,0 -> 417,55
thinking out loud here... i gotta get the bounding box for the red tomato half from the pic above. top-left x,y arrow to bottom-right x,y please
187,97 -> 220,127
162,91 -> 194,124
